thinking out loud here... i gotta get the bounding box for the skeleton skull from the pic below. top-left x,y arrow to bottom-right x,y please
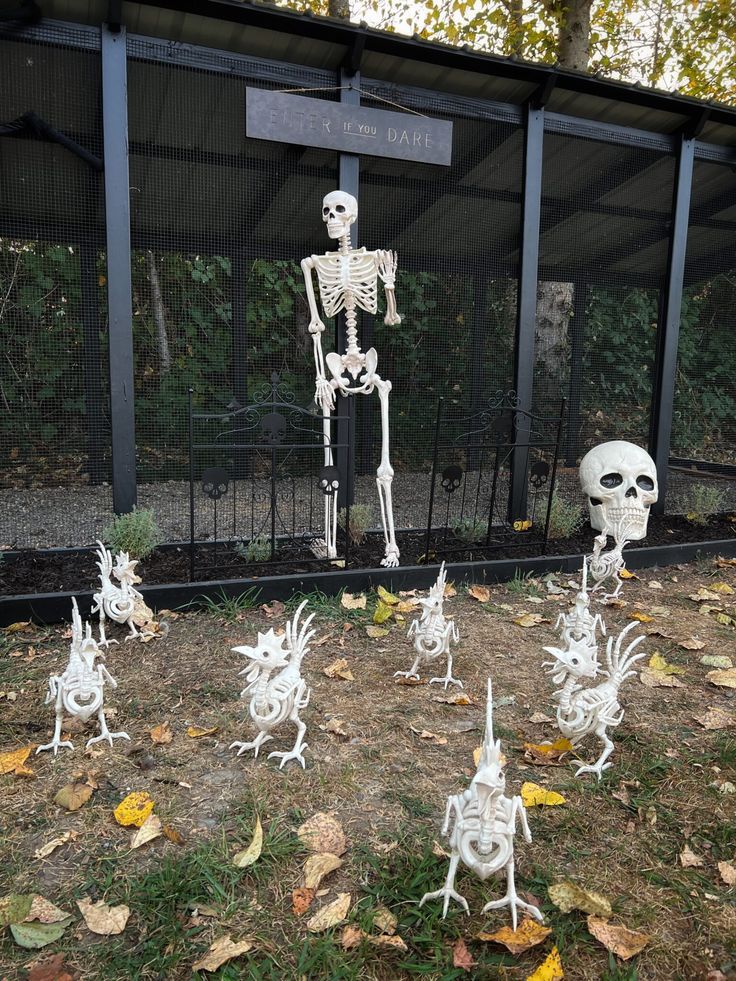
322,190 -> 357,241
579,440 -> 658,542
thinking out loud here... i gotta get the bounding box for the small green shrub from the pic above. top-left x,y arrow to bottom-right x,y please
452,516 -> 489,543
685,484 -> 727,526
547,494 -> 585,540
338,504 -> 373,545
235,534 -> 271,562
103,507 -> 162,560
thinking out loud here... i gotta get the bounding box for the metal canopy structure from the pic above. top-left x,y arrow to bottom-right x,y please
0,0 -> 735,549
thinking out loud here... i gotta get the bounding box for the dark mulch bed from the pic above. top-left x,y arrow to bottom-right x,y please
1,513 -> 734,598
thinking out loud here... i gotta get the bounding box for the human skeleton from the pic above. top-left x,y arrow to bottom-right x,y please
230,600 -> 316,769
543,620 -> 647,780
301,190 -> 402,567
37,598 -> 129,755
394,562 -> 461,689
92,541 -> 160,640
420,679 -> 543,928
554,557 -> 606,645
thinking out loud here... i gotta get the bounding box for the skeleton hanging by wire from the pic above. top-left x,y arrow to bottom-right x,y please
300,191 -> 402,567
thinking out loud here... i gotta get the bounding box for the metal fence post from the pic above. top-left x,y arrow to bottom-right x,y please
102,23 -> 137,513
509,103 -> 544,520
335,65 -> 359,510
649,135 -> 695,514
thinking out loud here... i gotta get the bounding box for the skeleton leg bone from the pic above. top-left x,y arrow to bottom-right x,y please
86,709 -> 130,749
573,726 -> 616,781
230,731 -> 273,758
268,708 -> 308,770
375,377 -> 400,567
481,856 -> 544,930
394,655 -> 422,681
419,852 -> 469,917
36,682 -> 74,755
429,652 -> 464,690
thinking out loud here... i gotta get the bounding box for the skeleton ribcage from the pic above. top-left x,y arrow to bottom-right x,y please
313,251 -> 378,318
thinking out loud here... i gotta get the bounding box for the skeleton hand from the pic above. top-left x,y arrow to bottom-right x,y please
315,377 -> 335,412
308,318 -> 327,335
377,249 -> 398,288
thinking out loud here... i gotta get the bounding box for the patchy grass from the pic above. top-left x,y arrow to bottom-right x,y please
1,557 -> 736,979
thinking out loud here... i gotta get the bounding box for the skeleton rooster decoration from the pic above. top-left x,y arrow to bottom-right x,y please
37,598 -> 129,755
420,678 -> 543,929
92,541 -> 162,641
301,190 -> 402,567
394,562 -> 462,689
230,600 -> 316,769
553,558 -> 606,647
543,620 -> 647,780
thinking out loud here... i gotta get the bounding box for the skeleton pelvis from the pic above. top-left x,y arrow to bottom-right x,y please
457,826 -> 510,879
326,347 -> 378,385
66,687 -> 103,720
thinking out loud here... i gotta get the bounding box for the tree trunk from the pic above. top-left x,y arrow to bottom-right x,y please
555,0 -> 592,71
328,0 -> 350,19
147,250 -> 171,376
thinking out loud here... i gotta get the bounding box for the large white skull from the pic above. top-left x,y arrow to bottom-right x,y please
579,440 -> 658,542
322,190 -> 357,240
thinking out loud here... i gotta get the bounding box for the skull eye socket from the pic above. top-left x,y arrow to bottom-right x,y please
336,205 -> 345,213
637,475 -> 655,491
600,472 -> 623,488
323,207 -> 330,215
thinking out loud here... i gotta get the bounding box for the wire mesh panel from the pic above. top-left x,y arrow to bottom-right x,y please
126,38 -> 339,542
356,82 -> 523,536
536,132 -> 675,502
669,157 -> 736,513
0,25 -> 109,550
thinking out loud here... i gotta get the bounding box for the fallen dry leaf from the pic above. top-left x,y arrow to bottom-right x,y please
3,621 -> 31,633
373,600 -> 394,624
549,881 -> 611,916
113,791 -> 154,828
26,896 -> 72,924
433,691 -> 474,705
130,813 -> 163,850
452,938 -> 476,972
149,722 -> 173,745
679,845 -> 705,868
523,737 -> 574,765
0,745 -> 34,777
34,832 -> 77,860
707,667 -> 736,688
395,675 -> 426,686
261,600 -> 285,618
323,658 -> 355,681
54,783 -> 93,812
521,782 -> 565,808
26,953 -> 75,981
444,582 -> 457,598
514,612 -> 549,628
304,852 -> 344,889
297,812 -> 347,856
587,915 -> 650,960
192,935 -> 254,972
292,887 -> 315,915
341,592 -> 366,610
320,718 -> 348,737
650,652 -> 686,675
163,824 -> 185,845
640,653 -> 687,688
694,707 -> 735,730
371,934 -> 407,952
365,625 -> 390,639
233,817 -> 263,868
711,582 -> 735,594
525,945 -> 564,981
630,611 -> 654,623
186,725 -> 219,738
76,897 -> 130,936
701,655 -> 733,668
528,712 -> 554,724
341,924 -> 365,950
307,892 -> 351,932
477,917 -> 552,953
679,638 -> 706,651
410,726 -> 448,745
372,906 -> 397,935
619,569 -> 638,580
718,861 -> 736,886
468,584 -> 491,603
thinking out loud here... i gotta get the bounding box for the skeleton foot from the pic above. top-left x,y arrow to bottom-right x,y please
481,894 -> 544,926
36,738 -> 74,756
419,887 -> 469,918
230,734 -> 273,758
309,538 -> 334,561
573,759 -> 612,781
380,545 -> 400,569
393,669 -> 420,681
267,743 -> 308,770
429,673 -> 463,690
86,730 -> 130,749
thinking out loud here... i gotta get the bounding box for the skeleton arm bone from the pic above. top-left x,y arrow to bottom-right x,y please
300,257 -> 335,409
377,250 -> 402,326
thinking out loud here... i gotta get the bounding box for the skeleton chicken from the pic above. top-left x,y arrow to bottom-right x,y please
394,562 -> 461,689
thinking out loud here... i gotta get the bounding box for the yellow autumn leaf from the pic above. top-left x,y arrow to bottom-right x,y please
365,625 -> 390,639
3,621 -> 31,633
521,782 -> 566,807
233,817 -> 263,868
618,569 -> 638,580
186,725 -> 219,738
396,599 -> 418,614
307,892 -> 351,933
630,612 -> 653,623
192,935 -> 254,973
525,945 -> 564,981
648,653 -> 685,675
376,585 -> 399,606
0,745 -> 34,776
477,918 -> 552,954
114,791 -> 154,828
711,582 -> 734,594
514,613 -> 547,628
373,600 -> 394,624
523,738 -> 574,764
548,881 -> 612,916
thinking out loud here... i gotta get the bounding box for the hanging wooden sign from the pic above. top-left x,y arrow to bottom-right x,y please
246,88 -> 453,166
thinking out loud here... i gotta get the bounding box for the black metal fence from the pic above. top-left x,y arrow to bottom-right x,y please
1,16 -> 735,553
